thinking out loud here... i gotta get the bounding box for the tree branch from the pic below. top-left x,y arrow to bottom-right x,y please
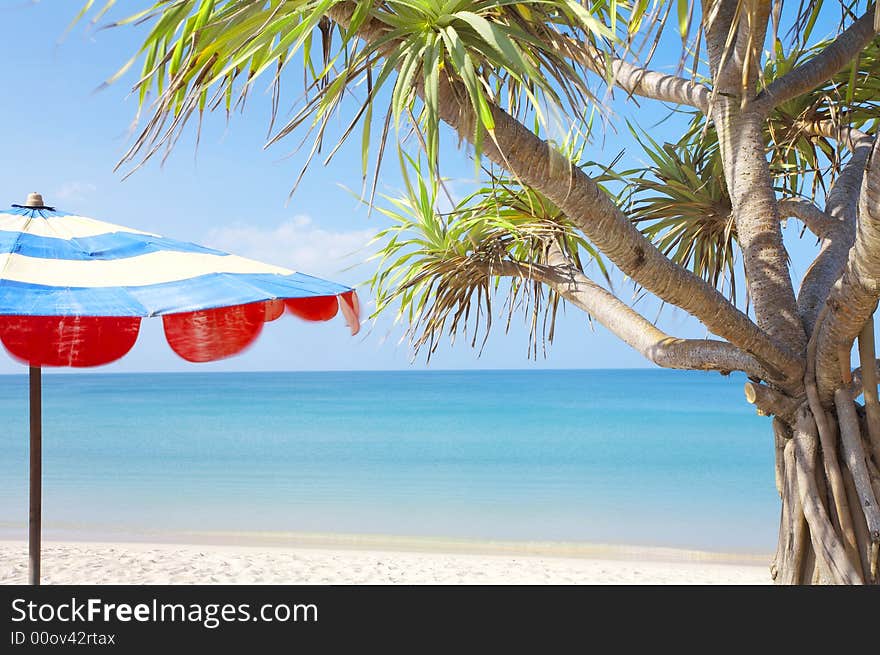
819,126 -> 875,220
490,250 -> 773,380
712,102 -> 806,355
744,381 -> 802,422
778,198 -> 838,238
850,358 -> 880,399
857,319 -> 880,464
703,0 -> 745,94
739,0 -> 773,101
573,43 -> 710,111
780,437 -> 810,584
773,417 -> 790,497
797,120 -> 874,152
834,388 -> 880,542
816,138 -> 880,402
797,123 -> 874,334
754,11 -> 878,114
793,407 -> 864,584
703,2 -> 806,357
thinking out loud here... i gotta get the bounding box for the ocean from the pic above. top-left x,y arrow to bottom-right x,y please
0,369 -> 778,553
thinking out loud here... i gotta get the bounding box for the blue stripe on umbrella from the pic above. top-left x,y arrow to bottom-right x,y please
0,230 -> 227,260
0,272 -> 352,317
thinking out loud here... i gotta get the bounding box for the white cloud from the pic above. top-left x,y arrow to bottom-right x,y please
204,215 -> 376,279
53,181 -> 97,203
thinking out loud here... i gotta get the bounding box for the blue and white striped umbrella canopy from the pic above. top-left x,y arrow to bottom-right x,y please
0,196 -> 359,366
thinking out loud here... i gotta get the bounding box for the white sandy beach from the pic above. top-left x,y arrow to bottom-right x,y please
0,536 -> 771,585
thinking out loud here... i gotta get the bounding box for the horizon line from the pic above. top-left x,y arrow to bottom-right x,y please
0,366 -> 737,377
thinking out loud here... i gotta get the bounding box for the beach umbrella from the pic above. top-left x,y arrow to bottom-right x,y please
0,193 -> 361,585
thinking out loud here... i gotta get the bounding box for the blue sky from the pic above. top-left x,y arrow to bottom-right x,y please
0,2 -> 840,374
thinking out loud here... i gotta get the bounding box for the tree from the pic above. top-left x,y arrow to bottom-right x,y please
81,1 -> 880,584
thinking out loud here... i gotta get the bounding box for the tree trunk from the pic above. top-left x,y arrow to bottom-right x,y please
770,403 -> 879,584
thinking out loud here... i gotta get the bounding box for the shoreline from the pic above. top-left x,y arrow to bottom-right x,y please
0,532 -> 772,585
0,525 -> 771,564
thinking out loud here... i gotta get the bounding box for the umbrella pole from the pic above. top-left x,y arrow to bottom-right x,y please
29,365 -> 41,586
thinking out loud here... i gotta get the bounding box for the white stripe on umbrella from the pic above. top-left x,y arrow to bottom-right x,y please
0,211 -> 156,239
0,250 -> 293,287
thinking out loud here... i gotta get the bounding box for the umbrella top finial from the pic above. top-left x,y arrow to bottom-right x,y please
24,193 -> 45,208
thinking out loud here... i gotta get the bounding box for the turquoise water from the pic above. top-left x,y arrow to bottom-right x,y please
0,370 -> 778,552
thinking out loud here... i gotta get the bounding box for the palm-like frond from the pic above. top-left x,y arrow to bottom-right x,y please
78,2 -> 879,181
368,152 -> 605,360
762,37 -> 880,200
77,0 -> 621,195
617,125 -> 738,301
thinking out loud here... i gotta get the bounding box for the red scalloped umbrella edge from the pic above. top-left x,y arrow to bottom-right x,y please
0,292 -> 360,367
